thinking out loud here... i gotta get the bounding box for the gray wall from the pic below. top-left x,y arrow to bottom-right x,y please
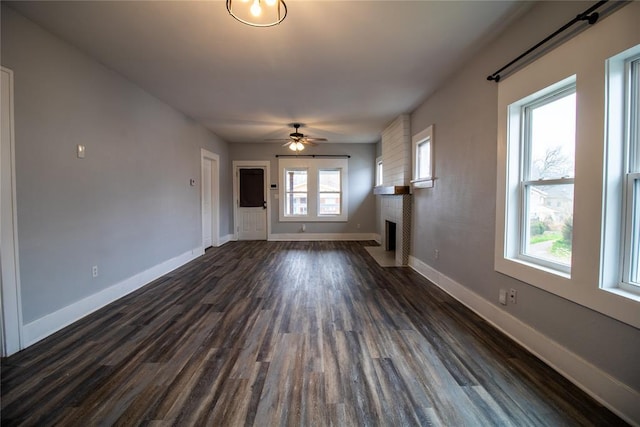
229,143 -> 377,235
410,1 -> 639,390
1,6 -> 231,323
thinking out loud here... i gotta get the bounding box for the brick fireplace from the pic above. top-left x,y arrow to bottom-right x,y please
374,114 -> 412,266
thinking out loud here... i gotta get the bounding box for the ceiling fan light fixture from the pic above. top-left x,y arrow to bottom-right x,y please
227,0 -> 287,27
289,141 -> 304,152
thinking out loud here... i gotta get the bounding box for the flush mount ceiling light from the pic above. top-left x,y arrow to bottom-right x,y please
226,0 -> 287,27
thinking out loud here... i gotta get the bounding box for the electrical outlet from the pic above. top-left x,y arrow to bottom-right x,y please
509,288 -> 517,304
499,289 -> 507,305
92,265 -> 98,278
434,249 -> 439,260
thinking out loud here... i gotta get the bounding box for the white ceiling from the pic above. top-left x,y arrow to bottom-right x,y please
7,1 -> 531,144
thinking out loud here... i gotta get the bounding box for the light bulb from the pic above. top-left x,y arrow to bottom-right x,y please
250,0 -> 261,17
289,142 -> 298,151
265,0 -> 277,6
296,142 -> 304,151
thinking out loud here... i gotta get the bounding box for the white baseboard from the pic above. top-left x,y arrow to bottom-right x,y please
409,255 -> 640,426
23,247 -> 204,348
217,234 -> 234,246
269,232 -> 378,241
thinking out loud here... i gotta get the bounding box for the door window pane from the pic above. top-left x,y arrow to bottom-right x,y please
239,168 -> 264,207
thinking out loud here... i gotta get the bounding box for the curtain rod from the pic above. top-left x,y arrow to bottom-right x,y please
487,0 -> 608,83
275,154 -> 350,158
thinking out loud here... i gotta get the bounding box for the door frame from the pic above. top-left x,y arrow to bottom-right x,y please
1,66 -> 23,356
233,160 -> 270,240
201,149 -> 220,248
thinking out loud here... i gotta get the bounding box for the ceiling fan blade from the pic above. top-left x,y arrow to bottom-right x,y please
281,141 -> 293,147
265,138 -> 291,142
303,137 -> 327,142
301,140 -> 318,146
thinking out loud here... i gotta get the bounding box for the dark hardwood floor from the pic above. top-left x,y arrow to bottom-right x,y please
1,241 -> 625,426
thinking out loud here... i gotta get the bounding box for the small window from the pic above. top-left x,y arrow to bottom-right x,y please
284,169 -> 308,216
376,157 -> 383,186
411,125 -> 434,188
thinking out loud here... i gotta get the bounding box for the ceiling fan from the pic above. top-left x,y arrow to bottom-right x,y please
266,123 -> 327,152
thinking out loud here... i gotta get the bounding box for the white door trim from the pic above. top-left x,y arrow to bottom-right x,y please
1,66 -> 23,356
233,160 -> 270,240
201,149 -> 220,248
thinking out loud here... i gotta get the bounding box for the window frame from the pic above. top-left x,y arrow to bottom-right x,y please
603,46 -> 640,297
375,156 -> 383,187
278,158 -> 348,222
283,168 -> 308,217
318,168 -> 342,217
517,84 -> 576,274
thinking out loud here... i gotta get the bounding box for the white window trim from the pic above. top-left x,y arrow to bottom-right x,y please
411,125 -> 434,189
278,158 -> 348,222
495,8 -> 640,329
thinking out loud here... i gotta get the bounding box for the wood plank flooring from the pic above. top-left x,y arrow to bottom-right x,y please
1,241 -> 625,426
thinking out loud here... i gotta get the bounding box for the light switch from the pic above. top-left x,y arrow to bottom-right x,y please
77,144 -> 85,159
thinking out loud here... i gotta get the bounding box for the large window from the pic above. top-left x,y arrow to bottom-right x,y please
279,158 -> 348,222
519,85 -> 576,272
502,77 -> 576,275
603,44 -> 640,297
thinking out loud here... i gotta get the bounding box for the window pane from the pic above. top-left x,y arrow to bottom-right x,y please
285,169 -> 307,192
417,139 -> 431,179
285,194 -> 307,215
319,169 -> 341,215
629,177 -> 640,285
319,193 -> 341,215
528,93 -> 576,180
319,170 -> 340,192
524,183 -> 573,266
376,161 -> 383,186
631,59 -> 640,173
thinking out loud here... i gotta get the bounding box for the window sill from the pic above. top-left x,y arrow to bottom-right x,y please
602,285 -> 640,303
411,178 -> 434,189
